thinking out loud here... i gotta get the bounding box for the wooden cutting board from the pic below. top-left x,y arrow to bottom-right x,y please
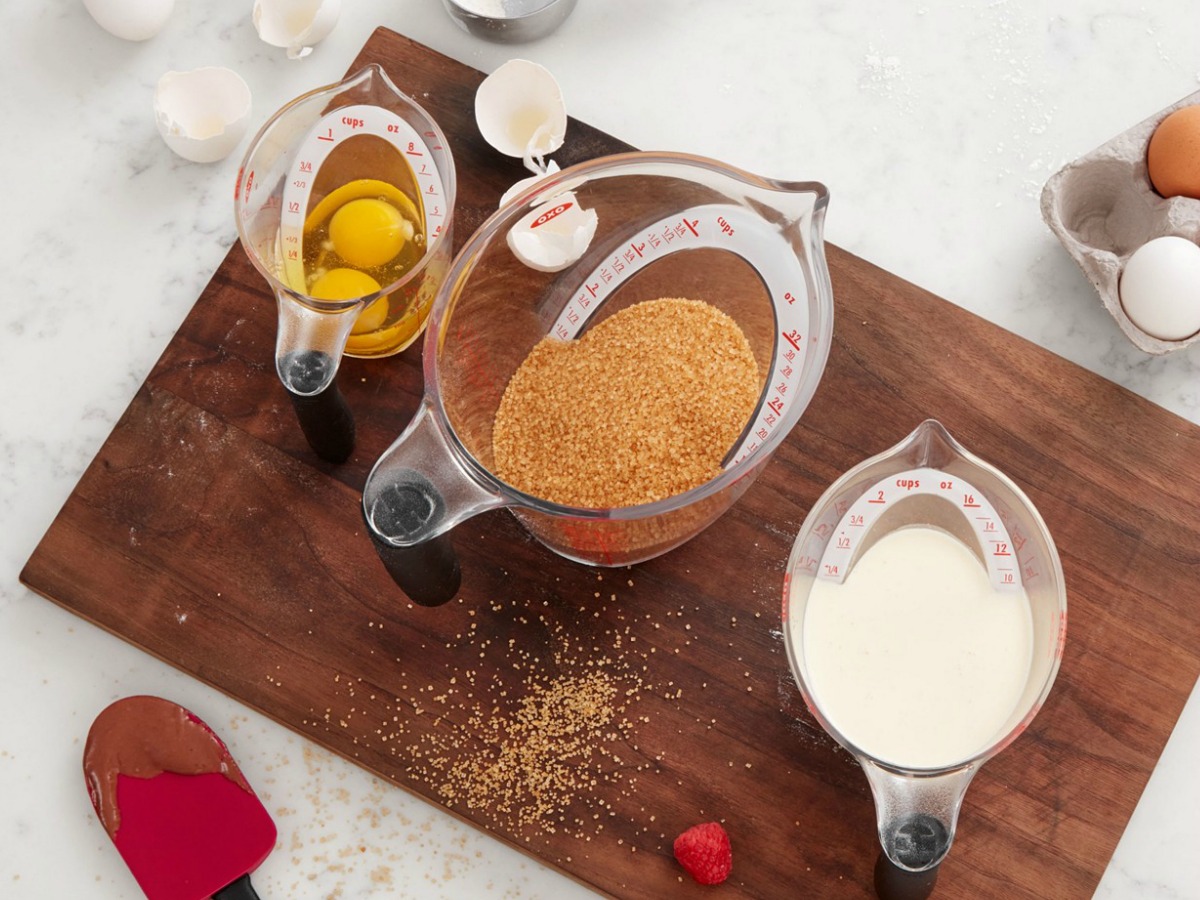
21,28 -> 1200,899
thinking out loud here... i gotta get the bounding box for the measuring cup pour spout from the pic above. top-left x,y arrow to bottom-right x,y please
863,760 -> 977,899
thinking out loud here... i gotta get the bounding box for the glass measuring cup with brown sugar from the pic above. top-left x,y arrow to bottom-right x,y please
361,152 -> 834,605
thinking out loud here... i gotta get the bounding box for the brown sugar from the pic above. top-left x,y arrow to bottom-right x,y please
492,298 -> 761,508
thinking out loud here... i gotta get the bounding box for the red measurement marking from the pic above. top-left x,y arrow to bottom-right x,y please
991,541 -> 1011,557
782,329 -> 803,351
406,149 -> 424,156
317,129 -> 334,142
684,217 -> 699,236
963,493 -> 981,508
868,490 -> 886,505
630,241 -> 644,258
767,398 -> 784,416
849,514 -> 865,526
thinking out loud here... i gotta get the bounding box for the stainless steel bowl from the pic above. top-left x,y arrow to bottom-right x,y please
441,0 -> 578,43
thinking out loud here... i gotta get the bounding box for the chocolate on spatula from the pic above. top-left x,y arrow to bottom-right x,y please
83,695 -> 276,900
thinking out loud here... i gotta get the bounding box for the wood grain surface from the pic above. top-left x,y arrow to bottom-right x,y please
21,28 -> 1200,899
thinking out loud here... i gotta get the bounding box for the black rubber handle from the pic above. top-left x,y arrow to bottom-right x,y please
213,873 -> 263,900
873,852 -> 940,900
368,530 -> 462,607
873,813 -> 948,900
364,473 -> 462,606
281,350 -> 355,464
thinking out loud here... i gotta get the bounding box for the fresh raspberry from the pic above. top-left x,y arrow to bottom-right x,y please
673,821 -> 732,885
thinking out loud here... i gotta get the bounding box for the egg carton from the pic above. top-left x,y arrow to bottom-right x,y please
1040,89 -> 1200,355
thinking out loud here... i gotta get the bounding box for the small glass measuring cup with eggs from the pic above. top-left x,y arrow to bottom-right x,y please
235,65 -> 456,461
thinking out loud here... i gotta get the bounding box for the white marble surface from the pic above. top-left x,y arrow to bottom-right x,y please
2,1 -> 1198,897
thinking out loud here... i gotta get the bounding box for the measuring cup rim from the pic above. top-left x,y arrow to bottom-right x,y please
495,149 -> 830,217
233,63 -> 458,307
781,419 -> 1068,773
421,149 -> 835,520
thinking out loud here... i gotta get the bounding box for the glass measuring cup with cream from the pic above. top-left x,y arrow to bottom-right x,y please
783,420 -> 1066,897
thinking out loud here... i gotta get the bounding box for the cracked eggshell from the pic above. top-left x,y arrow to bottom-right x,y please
1041,88 -> 1200,355
82,0 -> 174,41
253,0 -> 341,59
506,191 -> 598,272
476,59 -> 566,164
154,68 -> 252,164
499,160 -> 561,208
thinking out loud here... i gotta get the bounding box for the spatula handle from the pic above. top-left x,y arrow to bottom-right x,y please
213,873 -> 263,900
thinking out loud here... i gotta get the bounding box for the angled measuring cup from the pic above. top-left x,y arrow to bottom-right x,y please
361,152 -> 833,605
235,65 -> 456,462
783,420 -> 1067,898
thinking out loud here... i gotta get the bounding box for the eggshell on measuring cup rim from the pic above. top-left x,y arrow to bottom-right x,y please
499,160 -> 561,208
476,59 -> 566,168
506,191 -> 598,273
253,0 -> 341,59
82,0 -> 174,41
154,68 -> 252,164
1118,235 -> 1200,342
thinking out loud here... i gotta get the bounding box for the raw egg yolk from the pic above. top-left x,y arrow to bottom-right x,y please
309,268 -> 382,301
328,198 -> 411,269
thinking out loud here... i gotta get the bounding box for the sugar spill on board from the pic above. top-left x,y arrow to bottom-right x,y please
296,568 -> 784,871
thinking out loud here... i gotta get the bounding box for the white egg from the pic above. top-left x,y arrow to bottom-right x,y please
154,68 -> 252,164
476,59 -> 566,171
1118,235 -> 1200,342
82,0 -> 174,41
253,0 -> 341,60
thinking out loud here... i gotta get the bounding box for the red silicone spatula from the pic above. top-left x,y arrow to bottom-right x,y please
83,695 -> 277,900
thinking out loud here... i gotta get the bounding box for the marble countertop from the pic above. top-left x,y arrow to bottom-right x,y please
2,1 -> 1198,897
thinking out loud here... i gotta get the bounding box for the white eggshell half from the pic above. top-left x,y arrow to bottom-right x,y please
82,0 -> 174,41
253,0 -> 341,59
1119,235 -> 1200,341
499,160 -> 562,208
476,59 -> 567,163
506,192 -> 598,273
154,68 -> 252,164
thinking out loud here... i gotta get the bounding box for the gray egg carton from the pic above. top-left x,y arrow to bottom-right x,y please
1040,89 -> 1200,355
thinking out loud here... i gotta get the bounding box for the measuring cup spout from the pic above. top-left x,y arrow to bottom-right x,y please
273,290 -> 363,463
362,400 -> 508,606
862,759 -> 977,898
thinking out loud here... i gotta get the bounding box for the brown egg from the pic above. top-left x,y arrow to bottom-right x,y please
1147,105 -> 1200,199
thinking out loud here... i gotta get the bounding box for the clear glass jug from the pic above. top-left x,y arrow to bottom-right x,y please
783,420 -> 1067,898
235,65 -> 456,462
362,152 -> 833,605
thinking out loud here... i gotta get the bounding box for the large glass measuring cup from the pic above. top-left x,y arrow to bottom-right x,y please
235,65 -> 455,462
783,420 -> 1067,898
362,152 -> 833,605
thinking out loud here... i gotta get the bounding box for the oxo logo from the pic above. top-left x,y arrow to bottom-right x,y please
530,201 -> 573,229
